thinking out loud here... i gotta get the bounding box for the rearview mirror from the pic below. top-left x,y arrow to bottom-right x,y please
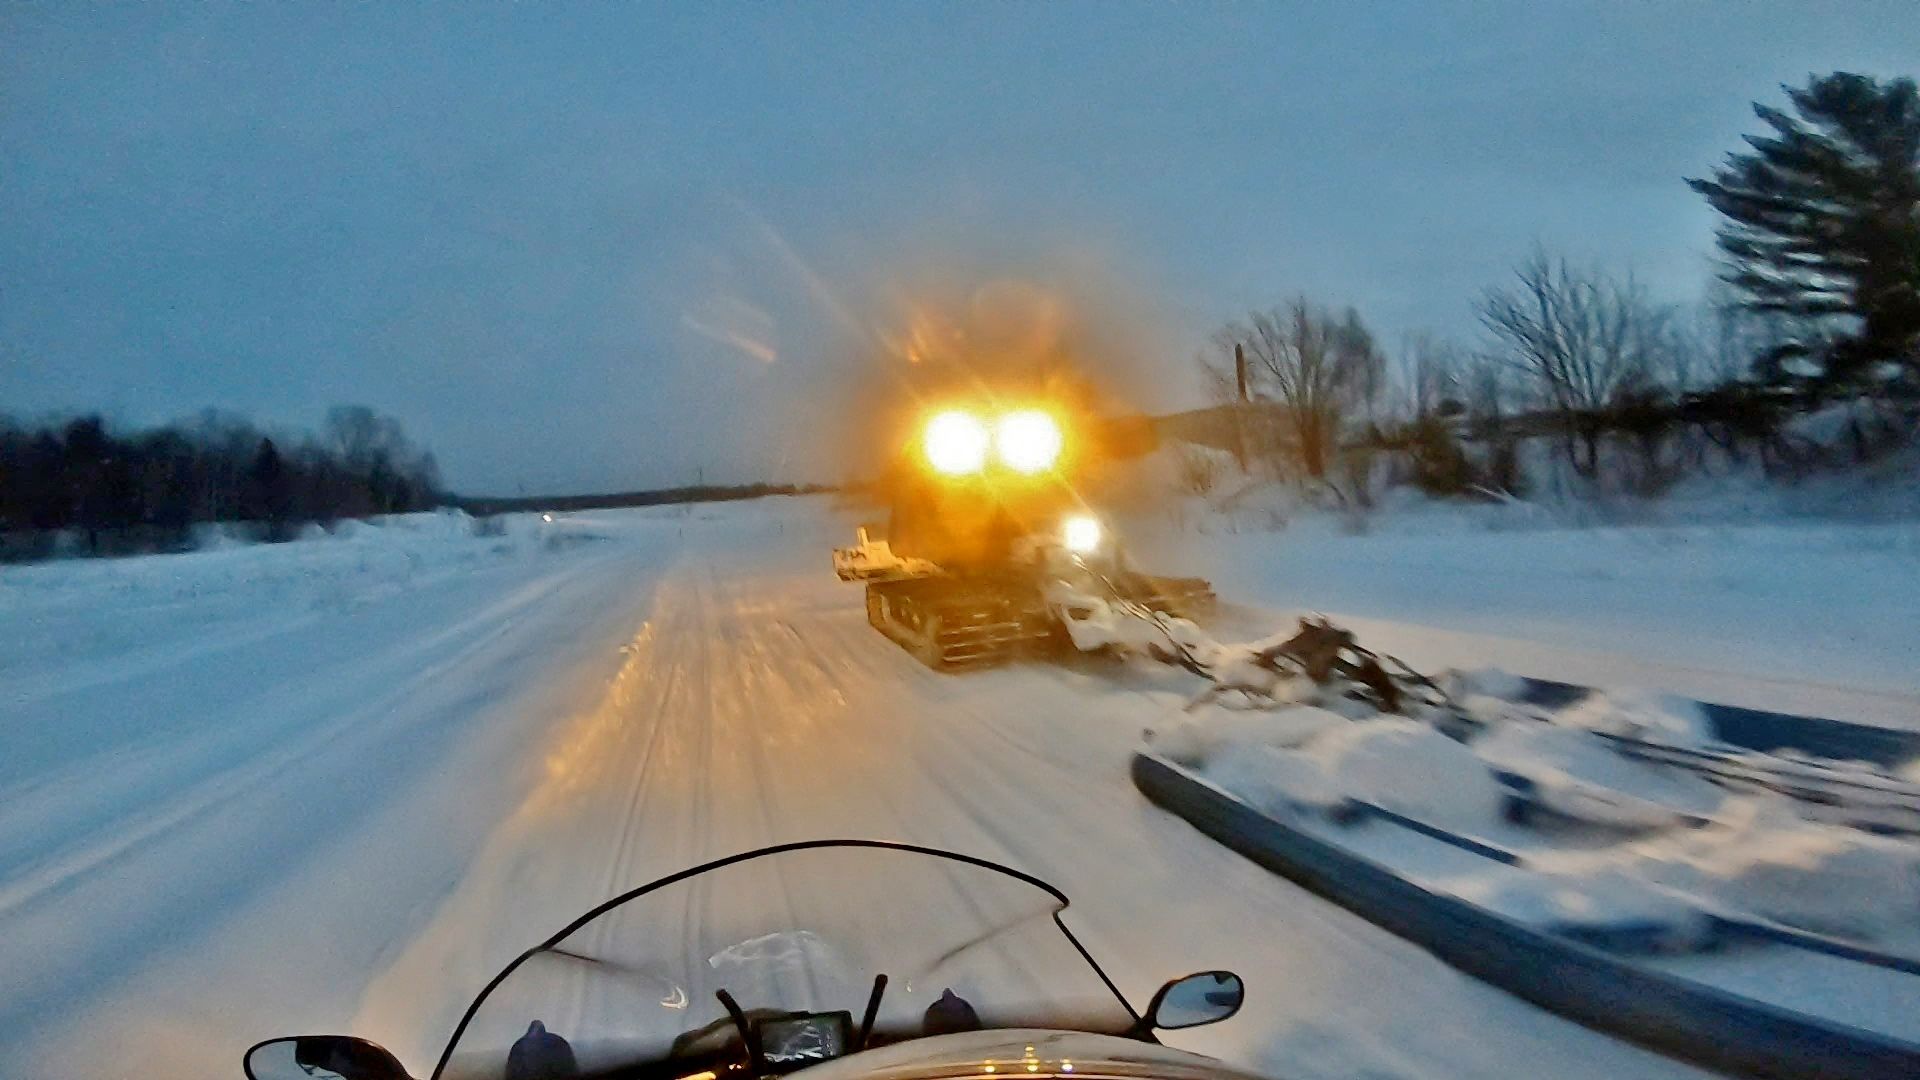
243,1035 -> 413,1080
1143,970 -> 1244,1030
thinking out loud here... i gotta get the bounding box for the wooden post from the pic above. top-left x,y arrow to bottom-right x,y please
1232,343 -> 1249,469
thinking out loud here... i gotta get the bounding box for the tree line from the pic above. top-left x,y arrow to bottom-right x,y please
1194,72 -> 1920,502
0,405 -> 441,561
456,482 -> 830,517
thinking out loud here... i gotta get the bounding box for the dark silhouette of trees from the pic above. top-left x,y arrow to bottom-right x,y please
1212,299 -> 1386,479
323,405 -> 440,516
0,407 -> 442,561
246,438 -> 294,539
1689,72 -> 1920,388
63,416 -> 114,551
1477,250 -> 1678,478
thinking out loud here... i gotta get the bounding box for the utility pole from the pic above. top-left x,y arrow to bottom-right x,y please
1232,342 -> 1250,470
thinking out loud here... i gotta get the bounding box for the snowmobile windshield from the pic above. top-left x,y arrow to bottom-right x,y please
433,841 -> 1137,1080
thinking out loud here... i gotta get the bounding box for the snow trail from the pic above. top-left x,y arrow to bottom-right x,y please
6,501 -> 1714,1079
340,507 -> 1702,1080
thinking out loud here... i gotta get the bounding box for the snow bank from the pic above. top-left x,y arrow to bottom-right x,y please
1476,722 -> 1725,828
1163,710 -> 1505,833
1130,424 -> 1920,541
0,510 -> 604,612
1202,742 -> 1344,815
1451,853 -> 1708,941
0,510 -> 624,683
1119,474 -> 1920,711
1150,705 -> 1346,766
1446,667 -> 1533,702
1556,688 -> 1713,747
1314,719 -> 1506,832
1464,799 -> 1920,940
1144,631 -> 1919,946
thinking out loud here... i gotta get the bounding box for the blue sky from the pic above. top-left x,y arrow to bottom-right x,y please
4,3 -> 1916,494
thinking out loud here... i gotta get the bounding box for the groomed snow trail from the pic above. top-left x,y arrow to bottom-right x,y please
5,500 -> 1708,1079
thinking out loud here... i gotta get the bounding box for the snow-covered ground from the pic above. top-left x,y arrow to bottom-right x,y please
1132,499 -> 1920,729
5,493 -> 1911,1078
1140,667 -> 1920,1042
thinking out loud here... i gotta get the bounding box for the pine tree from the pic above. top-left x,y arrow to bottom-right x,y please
247,437 -> 294,539
63,416 -> 113,552
1688,72 -> 1920,388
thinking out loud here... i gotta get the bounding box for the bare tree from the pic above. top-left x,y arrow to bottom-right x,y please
1393,332 -> 1468,421
1462,354 -> 1509,422
1216,298 -> 1384,479
1477,250 -> 1674,477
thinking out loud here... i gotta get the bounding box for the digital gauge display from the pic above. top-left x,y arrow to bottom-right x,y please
756,1011 -> 853,1068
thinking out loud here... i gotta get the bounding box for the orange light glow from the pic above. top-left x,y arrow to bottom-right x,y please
923,410 -> 990,475
995,410 -> 1063,473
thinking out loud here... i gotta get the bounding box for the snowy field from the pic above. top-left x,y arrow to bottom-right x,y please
1136,499 -> 1920,730
3,494 -> 1914,1079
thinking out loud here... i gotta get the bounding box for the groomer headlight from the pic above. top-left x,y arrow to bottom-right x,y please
923,410 -> 990,476
995,410 -> 1063,474
1063,514 -> 1102,554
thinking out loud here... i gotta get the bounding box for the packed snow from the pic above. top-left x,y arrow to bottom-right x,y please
1193,716 -> 1507,836
1470,722 -> 1725,827
1126,479 -> 1920,729
1144,658 -> 1920,947
1459,798 -> 1920,941
1130,586 -> 1920,1041
6,491 -> 1917,1078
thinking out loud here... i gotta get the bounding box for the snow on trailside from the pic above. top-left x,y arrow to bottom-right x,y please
1125,485 -> 1920,730
3,492 -> 1910,1078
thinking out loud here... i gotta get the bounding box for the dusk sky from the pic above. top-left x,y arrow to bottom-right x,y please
5,3 -> 1917,495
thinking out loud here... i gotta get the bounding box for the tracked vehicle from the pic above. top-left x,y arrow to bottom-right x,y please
835,402 -> 1212,669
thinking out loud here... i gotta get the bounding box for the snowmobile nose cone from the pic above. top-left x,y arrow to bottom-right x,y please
509,1019 -> 578,1080
925,987 -> 982,1035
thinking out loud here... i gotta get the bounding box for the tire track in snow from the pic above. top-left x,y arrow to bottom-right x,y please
0,559 -> 604,919
471,522 -> 1707,1080
232,502 -> 1713,1080
3,530 -> 685,1078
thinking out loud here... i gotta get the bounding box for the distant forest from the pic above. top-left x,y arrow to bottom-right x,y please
0,406 -> 441,561
0,403 -> 832,564
455,484 -> 830,517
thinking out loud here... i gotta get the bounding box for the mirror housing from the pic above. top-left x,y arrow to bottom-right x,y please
243,1035 -> 413,1080
1138,970 -> 1244,1034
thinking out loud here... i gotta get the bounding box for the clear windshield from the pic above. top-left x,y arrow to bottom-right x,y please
434,843 -> 1136,1080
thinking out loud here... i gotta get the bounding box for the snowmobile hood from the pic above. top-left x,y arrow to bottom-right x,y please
794,1030 -> 1266,1080
427,843 -> 1143,1079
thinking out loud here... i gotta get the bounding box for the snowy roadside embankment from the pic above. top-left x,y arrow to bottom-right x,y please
1121,491 -> 1920,726
0,503 -> 698,1079
1462,798 -> 1920,941
1135,637 -> 1920,953
2,510 -> 607,699
1046,564 -> 1920,960
4,508 -> 599,621
1109,432 -> 1920,713
1121,595 -> 1920,1014
1109,595 -> 1920,1060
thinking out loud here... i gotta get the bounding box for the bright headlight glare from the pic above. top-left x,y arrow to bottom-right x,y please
995,410 -> 1063,474
924,410 -> 990,475
1063,514 -> 1102,554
